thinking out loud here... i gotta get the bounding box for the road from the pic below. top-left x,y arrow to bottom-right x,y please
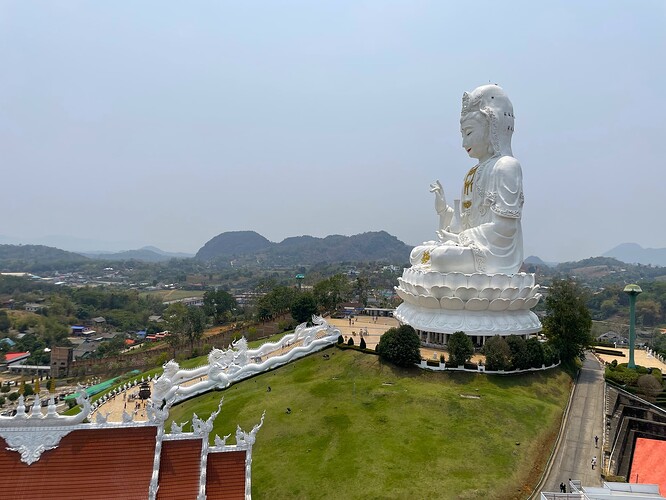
541,353 -> 605,492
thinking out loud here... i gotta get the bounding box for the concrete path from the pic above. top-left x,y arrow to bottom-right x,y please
541,353 -> 605,493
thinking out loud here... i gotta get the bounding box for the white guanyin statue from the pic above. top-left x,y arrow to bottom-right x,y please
410,84 -> 522,274
395,84 -> 541,343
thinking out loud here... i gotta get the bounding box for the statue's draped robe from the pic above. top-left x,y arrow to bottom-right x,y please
458,156 -> 524,274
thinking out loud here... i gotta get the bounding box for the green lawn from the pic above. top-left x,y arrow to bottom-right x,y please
167,348 -> 571,500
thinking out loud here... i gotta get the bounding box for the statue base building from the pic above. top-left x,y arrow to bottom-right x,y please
394,268 -> 542,347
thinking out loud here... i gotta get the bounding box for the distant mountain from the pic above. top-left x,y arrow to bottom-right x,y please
196,231 -> 273,261
195,230 -> 411,266
140,246 -> 194,259
82,246 -> 194,262
0,244 -> 89,273
524,255 -> 555,268
603,243 -> 666,267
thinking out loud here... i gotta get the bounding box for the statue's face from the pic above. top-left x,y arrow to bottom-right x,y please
460,112 -> 490,160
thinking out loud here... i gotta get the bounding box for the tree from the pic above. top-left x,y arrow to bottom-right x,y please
184,306 -> 206,352
506,335 -> 529,370
447,331 -> 474,366
360,337 -> 367,349
347,337 -> 355,346
203,290 -> 236,324
163,302 -> 187,357
290,292 -> 318,324
482,336 -> 512,371
376,325 -> 421,367
0,310 -> 10,333
542,278 -> 592,363
525,337 -> 545,368
636,374 -> 663,402
313,274 -> 350,312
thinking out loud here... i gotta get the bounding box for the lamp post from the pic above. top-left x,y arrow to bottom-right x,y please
623,284 -> 642,370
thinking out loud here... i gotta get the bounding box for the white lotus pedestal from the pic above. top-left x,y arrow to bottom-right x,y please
394,268 -> 542,347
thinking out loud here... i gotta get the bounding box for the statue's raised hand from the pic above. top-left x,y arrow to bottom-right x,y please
429,180 -> 448,215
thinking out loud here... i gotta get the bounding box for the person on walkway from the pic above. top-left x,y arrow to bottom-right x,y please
559,482 -> 566,493
591,456 -> 597,470
594,435 -> 599,448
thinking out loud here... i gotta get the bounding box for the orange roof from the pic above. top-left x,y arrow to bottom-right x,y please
157,439 -> 202,499
206,450 -> 247,500
0,427 -> 156,500
630,437 -> 666,492
4,352 -> 30,363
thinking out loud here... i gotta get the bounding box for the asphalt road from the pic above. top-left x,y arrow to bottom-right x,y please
541,353 -> 605,492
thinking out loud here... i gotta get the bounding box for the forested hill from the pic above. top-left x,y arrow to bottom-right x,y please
195,230 -> 411,266
0,244 -> 89,272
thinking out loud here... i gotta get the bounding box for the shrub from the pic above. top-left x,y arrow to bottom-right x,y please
506,335 -> 529,370
0,385 -> 10,393
376,325 -> 421,367
0,396 -> 4,406
347,337 -> 355,346
23,383 -> 34,397
337,335 -> 344,345
605,364 -> 640,386
637,374 -> 663,402
483,336 -> 512,371
359,338 -> 367,349
8,392 -> 18,402
447,331 -> 474,366
525,338 -> 545,368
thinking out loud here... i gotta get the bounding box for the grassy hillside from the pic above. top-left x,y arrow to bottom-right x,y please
167,348 -> 571,499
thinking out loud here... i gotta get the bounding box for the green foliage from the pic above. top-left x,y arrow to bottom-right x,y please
203,289 -> 236,324
255,286 -> 296,321
0,385 -> 9,393
483,336 -> 512,371
0,310 -> 10,333
8,392 -> 18,402
525,338 -> 545,368
337,335 -> 344,345
447,331 -> 474,366
543,278 -> 592,362
22,383 -> 34,397
347,337 -> 354,346
376,324 -> 421,367
313,274 -> 350,312
506,335 -> 530,370
290,292 -> 318,324
359,337 -> 367,349
0,396 -> 5,406
605,363 -> 641,386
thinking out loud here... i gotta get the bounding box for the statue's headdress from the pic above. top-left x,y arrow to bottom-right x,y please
461,84 -> 514,156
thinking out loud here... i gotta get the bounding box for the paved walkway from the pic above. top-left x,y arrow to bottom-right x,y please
541,353 -> 605,493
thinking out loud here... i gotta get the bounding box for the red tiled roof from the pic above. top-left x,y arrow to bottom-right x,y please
0,426 -> 156,500
630,437 -> 666,492
206,450 -> 247,500
156,439 -> 202,500
4,352 -> 30,363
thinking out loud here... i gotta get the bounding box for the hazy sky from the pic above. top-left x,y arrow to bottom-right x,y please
1,1 -> 665,262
